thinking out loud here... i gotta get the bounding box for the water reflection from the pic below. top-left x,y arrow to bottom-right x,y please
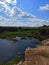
0,38 -> 40,62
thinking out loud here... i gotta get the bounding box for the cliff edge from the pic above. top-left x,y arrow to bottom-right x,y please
22,45 -> 49,65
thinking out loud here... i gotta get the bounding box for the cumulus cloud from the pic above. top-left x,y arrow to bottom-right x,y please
40,4 -> 49,11
0,16 -> 26,27
29,18 -> 49,26
12,0 -> 17,5
0,0 -> 36,18
0,16 -> 37,27
0,0 -> 17,5
11,6 -> 36,19
0,0 -> 49,27
0,1 -> 35,18
5,0 -> 12,3
0,1 -> 13,16
5,0 -> 17,5
0,15 -> 49,27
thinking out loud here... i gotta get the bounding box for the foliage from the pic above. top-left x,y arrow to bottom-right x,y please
0,55 -> 24,65
0,25 -> 49,41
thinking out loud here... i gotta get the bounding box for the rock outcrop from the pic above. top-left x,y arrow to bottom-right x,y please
23,46 -> 49,65
42,39 -> 49,45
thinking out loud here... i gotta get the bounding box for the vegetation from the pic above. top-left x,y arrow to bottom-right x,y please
0,25 -> 49,41
0,25 -> 49,65
0,55 -> 24,65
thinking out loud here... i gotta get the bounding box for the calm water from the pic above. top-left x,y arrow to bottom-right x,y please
0,38 -> 40,62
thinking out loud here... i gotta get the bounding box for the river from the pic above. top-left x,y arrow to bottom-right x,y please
0,38 -> 40,62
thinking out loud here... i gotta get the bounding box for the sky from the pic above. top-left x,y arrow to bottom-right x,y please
0,0 -> 49,27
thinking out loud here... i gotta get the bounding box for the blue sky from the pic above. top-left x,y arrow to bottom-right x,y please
0,0 -> 49,27
17,0 -> 49,20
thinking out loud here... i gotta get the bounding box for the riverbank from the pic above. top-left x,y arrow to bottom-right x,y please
0,25 -> 49,41
0,31 -> 49,41
0,55 -> 24,65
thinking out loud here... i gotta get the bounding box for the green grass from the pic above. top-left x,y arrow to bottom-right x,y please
0,25 -> 49,41
5,55 -> 23,65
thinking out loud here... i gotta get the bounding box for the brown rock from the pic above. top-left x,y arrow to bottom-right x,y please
23,46 -> 49,65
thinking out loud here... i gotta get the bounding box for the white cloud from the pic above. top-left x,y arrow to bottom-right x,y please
0,1 -> 35,18
28,17 -> 49,27
5,0 -> 12,3
0,16 -> 26,27
5,0 -> 17,5
12,0 -> 17,5
0,0 -> 17,5
40,4 -> 49,11
0,1 -> 49,27
0,16 -> 37,27
0,1 -> 14,16
11,6 -> 36,19
0,15 -> 49,27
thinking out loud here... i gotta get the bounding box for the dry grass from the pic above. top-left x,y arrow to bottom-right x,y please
22,46 -> 49,65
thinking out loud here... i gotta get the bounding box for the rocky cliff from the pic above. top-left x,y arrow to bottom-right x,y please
22,45 -> 49,65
